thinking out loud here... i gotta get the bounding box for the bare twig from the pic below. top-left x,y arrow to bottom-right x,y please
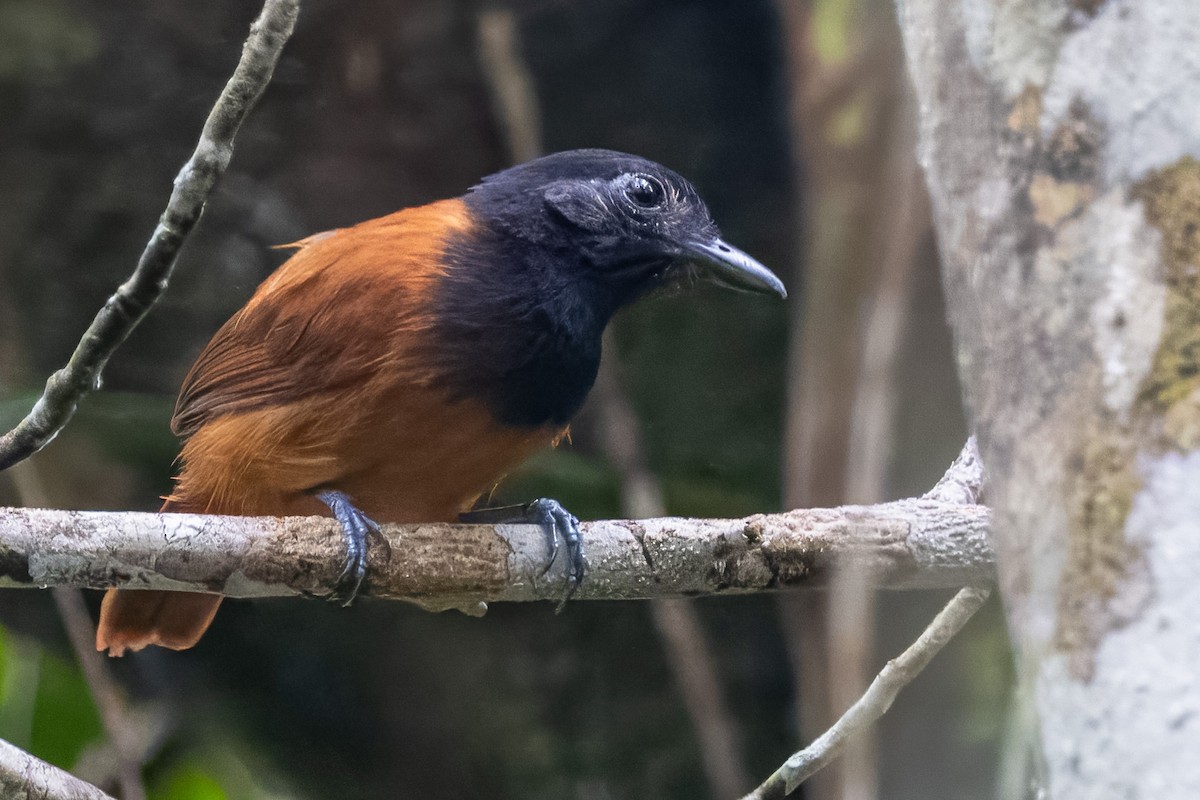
740,586 -> 992,799
0,0 -> 300,472
53,589 -> 147,800
773,2 -> 884,792
0,501 -> 993,604
824,562 -> 877,799
0,737 -> 116,800
650,598 -> 752,797
590,346 -> 666,522
741,438 -> 988,798
476,8 -> 542,164
834,148 -> 930,800
593,354 -> 753,798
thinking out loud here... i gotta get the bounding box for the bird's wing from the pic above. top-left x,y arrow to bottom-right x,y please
171,202 -> 466,439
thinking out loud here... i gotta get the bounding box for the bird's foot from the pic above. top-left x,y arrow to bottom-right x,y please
314,489 -> 383,607
460,498 -> 583,612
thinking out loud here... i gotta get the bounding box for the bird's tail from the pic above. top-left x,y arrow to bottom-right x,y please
95,498 -> 223,657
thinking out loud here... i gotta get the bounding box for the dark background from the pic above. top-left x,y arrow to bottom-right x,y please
0,1 -> 1008,799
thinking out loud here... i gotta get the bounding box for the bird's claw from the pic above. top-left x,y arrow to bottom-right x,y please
315,488 -> 383,606
459,497 -> 584,611
525,498 -> 583,612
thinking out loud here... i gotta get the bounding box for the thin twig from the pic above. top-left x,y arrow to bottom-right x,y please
741,439 -> 987,798
741,586 -> 991,799
650,599 -> 752,797
475,8 -> 542,164
774,2 -> 882,792
0,737 -> 116,800
593,354 -> 753,797
824,562 -> 877,799
53,589 -> 147,800
831,134 -> 926,800
0,0 -> 300,471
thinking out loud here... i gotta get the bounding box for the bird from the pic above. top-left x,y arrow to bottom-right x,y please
95,148 -> 785,656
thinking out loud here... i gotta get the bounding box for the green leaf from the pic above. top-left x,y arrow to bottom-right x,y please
29,646 -> 104,769
0,626 -> 40,748
150,763 -> 230,800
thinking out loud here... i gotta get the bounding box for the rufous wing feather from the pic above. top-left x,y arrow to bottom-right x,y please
96,200 -> 476,655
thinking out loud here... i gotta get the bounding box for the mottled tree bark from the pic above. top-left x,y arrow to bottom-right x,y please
0,501 -> 993,604
0,738 -> 115,800
894,0 -> 1200,795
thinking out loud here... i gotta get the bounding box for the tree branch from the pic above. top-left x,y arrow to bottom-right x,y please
0,441 -> 991,607
0,0 -> 300,471
740,585 -> 992,799
0,738 -> 116,800
739,437 -> 989,797
0,496 -> 992,606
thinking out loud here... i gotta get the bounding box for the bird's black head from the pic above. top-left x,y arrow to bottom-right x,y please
438,150 -> 784,428
463,149 -> 786,306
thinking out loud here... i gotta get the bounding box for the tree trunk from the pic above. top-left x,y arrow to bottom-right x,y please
894,0 -> 1200,796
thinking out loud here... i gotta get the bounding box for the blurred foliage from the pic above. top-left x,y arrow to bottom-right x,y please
0,0 -> 99,82
30,643 -> 105,768
0,626 -> 104,771
810,0 -> 855,63
150,766 -> 229,800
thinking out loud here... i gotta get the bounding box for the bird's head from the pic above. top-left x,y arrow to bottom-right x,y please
464,149 -> 786,306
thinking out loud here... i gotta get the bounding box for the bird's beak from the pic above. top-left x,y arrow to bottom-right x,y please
684,238 -> 787,299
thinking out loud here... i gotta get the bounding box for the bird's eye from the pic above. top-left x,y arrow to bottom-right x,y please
624,174 -> 666,209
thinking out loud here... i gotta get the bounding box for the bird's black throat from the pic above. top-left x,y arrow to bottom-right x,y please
430,220 -> 619,428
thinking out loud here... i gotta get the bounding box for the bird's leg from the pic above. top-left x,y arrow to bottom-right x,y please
460,498 -> 584,612
313,488 -> 381,607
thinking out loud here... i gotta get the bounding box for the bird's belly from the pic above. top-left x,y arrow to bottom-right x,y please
170,382 -> 560,524
336,396 -> 560,523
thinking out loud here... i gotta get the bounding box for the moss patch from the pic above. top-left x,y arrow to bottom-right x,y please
1163,386 -> 1200,449
1055,433 -> 1143,680
1133,158 -> 1200,419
